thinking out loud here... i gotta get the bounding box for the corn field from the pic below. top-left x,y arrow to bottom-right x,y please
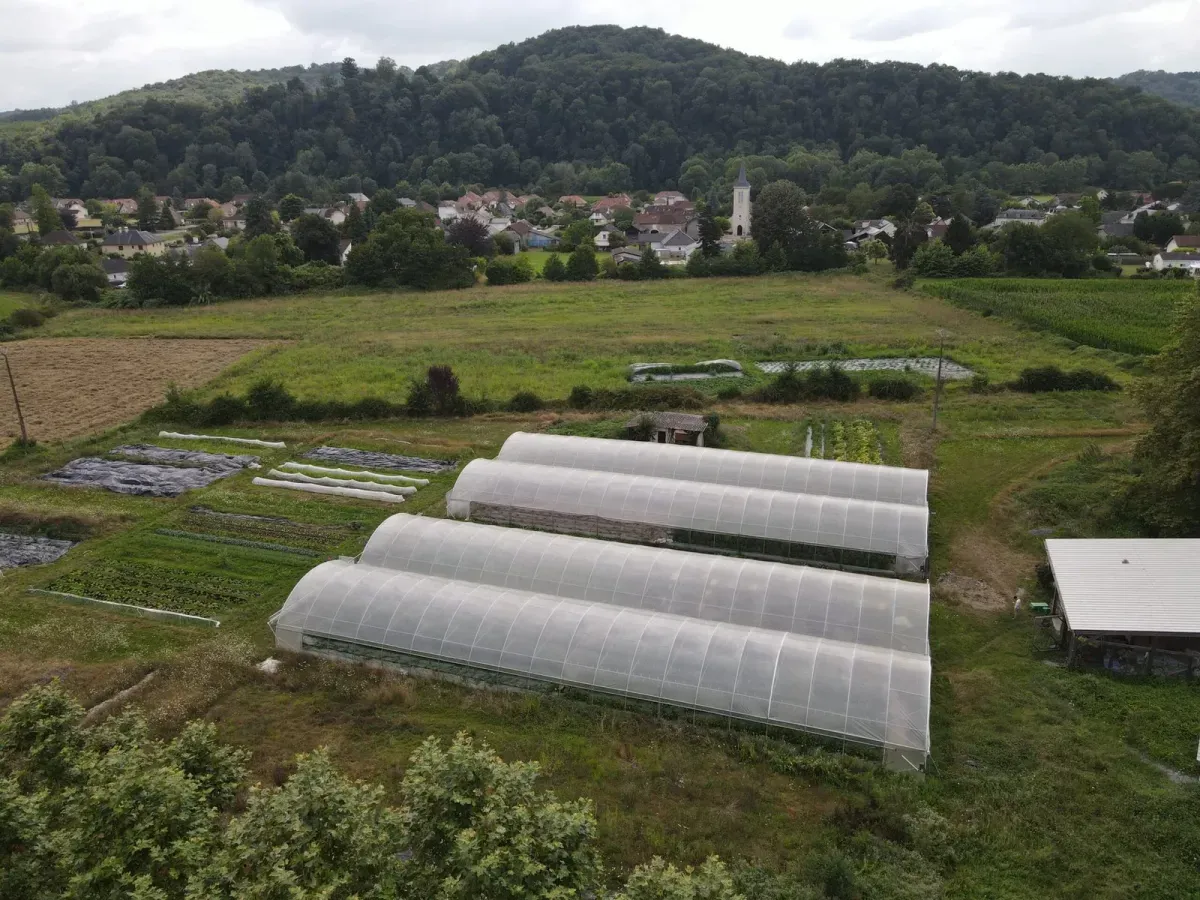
923,278 -> 1196,355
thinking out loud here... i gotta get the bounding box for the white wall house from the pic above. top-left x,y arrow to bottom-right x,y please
1153,252 -> 1200,274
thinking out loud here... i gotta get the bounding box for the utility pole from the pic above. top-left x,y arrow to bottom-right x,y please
931,328 -> 948,431
1,352 -> 28,445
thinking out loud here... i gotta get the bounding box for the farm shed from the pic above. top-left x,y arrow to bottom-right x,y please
1046,539 -> 1200,675
272,558 -> 931,770
625,412 -> 709,446
496,432 -> 928,507
444,459 -> 929,576
361,514 -> 930,653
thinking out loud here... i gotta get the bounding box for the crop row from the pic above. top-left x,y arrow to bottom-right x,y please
924,279 -> 1192,355
49,562 -> 259,616
178,510 -> 361,551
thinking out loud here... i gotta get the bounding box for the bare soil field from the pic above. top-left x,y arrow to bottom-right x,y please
0,338 -> 269,446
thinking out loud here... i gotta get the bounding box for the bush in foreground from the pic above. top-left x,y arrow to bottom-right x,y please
1011,366 -> 1120,393
0,681 -> 745,900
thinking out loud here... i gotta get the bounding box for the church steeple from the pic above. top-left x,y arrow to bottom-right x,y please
731,162 -> 751,237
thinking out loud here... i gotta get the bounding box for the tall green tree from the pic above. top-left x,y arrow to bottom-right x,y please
278,193 -> 306,222
751,180 -> 807,256
342,203 -> 370,243
293,213 -> 342,264
888,222 -> 928,270
136,192 -> 160,231
565,245 -> 599,281
243,196 -> 278,239
697,202 -> 722,257
945,214 -> 974,255
30,185 -> 60,236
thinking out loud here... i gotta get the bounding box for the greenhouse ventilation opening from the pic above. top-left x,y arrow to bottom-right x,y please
497,432 -> 929,508
445,459 -> 929,577
271,514 -> 933,771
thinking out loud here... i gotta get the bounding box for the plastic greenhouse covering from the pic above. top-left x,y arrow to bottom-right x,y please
272,559 -> 931,758
361,514 -> 929,653
497,433 -> 929,508
445,460 -> 929,570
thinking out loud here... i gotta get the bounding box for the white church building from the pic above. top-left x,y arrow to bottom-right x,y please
731,163 -> 751,237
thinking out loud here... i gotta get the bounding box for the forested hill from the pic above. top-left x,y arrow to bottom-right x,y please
2,25 -> 1199,204
1114,70 -> 1200,110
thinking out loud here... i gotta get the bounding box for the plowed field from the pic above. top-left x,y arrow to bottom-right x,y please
0,338 -> 267,445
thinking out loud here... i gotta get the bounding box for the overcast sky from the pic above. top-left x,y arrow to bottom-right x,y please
2,0 -> 1198,111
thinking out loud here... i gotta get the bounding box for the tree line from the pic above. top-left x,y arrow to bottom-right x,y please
2,25 -> 1199,212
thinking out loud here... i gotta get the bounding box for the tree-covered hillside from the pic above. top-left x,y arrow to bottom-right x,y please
1114,70 -> 1200,110
2,26 -> 1199,204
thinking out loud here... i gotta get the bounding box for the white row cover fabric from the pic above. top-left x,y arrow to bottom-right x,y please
445,460 -> 929,565
498,432 -> 928,508
1047,538 -> 1200,635
273,559 -> 931,755
362,514 -> 929,653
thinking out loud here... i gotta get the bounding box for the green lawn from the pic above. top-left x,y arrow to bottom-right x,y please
2,273 -> 1198,895
0,291 -> 36,318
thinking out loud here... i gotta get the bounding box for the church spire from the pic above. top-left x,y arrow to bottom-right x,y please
734,163 -> 750,188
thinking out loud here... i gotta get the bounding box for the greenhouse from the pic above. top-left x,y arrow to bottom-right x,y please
361,514 -> 930,653
271,558 -> 931,770
445,459 -> 929,576
497,432 -> 928,508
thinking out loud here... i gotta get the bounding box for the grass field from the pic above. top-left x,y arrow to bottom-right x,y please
922,277 -> 1197,355
2,272 -> 1198,896
38,272 -> 1142,406
0,291 -> 35,318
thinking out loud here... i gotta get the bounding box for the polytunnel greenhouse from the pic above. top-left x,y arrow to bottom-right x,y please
271,558 -> 931,770
445,459 -> 929,576
360,514 -> 930,653
497,432 -> 929,508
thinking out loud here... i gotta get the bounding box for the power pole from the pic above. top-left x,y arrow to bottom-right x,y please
1,352 -> 28,444
931,329 -> 948,431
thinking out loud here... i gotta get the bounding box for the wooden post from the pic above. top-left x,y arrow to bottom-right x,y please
1066,632 -> 1077,668
1,352 -> 27,444
931,329 -> 949,431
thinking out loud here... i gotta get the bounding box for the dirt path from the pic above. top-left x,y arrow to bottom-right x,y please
0,338 -> 269,446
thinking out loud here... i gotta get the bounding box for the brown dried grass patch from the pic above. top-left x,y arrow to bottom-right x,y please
0,337 -> 270,446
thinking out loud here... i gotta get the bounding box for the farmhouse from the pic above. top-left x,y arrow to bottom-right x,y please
102,229 -> 165,258
40,230 -> 81,246
101,258 -> 129,286
983,209 -> 1050,229
1046,539 -> 1200,676
526,228 -> 561,249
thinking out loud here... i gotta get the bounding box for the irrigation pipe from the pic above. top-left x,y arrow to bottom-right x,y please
252,477 -> 407,503
28,588 -> 220,628
159,431 -> 286,449
279,461 -> 429,485
266,469 -> 416,496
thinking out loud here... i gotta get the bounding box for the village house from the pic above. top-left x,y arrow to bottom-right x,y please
652,229 -> 700,262
558,195 -> 588,208
40,230 -> 81,247
526,229 -> 562,249
10,210 -> 35,234
592,195 -> 632,214
222,215 -> 247,231
504,219 -> 534,247
102,228 -> 166,258
110,198 -> 139,215
653,190 -> 689,207
338,240 -> 353,266
302,206 -> 348,226
1153,252 -> 1200,274
611,247 -> 642,266
101,258 -> 129,287
633,207 -> 698,239
1165,235 -> 1200,253
589,211 -> 610,227
626,411 -> 709,446
983,209 -> 1049,230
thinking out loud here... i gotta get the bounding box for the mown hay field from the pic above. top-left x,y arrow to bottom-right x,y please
0,338 -> 271,445
922,278 -> 1196,355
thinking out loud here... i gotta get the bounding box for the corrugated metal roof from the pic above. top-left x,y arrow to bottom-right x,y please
1046,539 -> 1200,634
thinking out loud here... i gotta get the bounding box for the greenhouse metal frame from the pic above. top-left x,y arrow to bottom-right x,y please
272,559 -> 931,770
361,514 -> 930,653
497,432 -> 929,508
445,459 -> 929,576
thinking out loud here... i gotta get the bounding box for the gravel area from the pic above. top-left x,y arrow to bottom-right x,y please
757,358 -> 975,380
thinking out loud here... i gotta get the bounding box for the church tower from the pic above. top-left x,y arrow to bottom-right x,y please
731,163 -> 751,237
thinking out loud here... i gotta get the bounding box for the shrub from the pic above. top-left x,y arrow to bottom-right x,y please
508,390 -> 543,412
202,393 -> 249,425
891,271 -> 916,290
910,241 -> 955,277
1011,366 -> 1120,393
567,385 -> 594,409
626,414 -> 657,441
245,379 -> 296,421
757,364 -> 860,404
869,376 -> 920,401
716,384 -> 743,400
7,307 -> 45,329
542,255 -> 567,282
486,256 -> 534,285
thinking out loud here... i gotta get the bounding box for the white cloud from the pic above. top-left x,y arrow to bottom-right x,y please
0,0 -> 1197,110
